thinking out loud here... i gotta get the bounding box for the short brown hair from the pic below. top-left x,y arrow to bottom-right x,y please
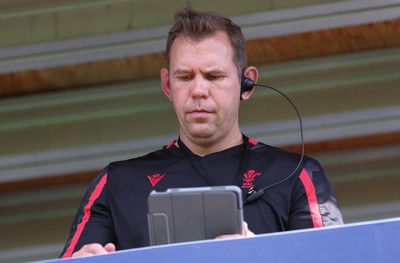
165,5 -> 247,76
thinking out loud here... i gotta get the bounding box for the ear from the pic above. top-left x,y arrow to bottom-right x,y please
241,66 -> 258,101
160,68 -> 172,101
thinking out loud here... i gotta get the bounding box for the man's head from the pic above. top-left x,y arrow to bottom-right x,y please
165,5 -> 247,77
160,5 -> 258,154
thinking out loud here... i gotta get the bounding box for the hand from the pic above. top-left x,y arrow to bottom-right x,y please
71,243 -> 116,258
215,222 -> 255,239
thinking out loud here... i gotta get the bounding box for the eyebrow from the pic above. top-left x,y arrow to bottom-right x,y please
205,69 -> 226,75
172,69 -> 192,75
172,69 -> 226,75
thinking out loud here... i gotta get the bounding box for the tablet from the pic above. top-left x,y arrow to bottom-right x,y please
147,185 -> 243,246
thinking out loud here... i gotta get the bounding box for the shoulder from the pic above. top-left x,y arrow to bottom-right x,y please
251,140 -> 303,164
102,144 -> 181,181
107,146 -> 167,168
249,139 -> 325,176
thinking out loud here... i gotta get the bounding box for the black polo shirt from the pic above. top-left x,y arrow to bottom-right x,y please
60,135 -> 343,258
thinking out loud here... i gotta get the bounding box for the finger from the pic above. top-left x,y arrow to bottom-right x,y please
72,252 -> 94,257
104,243 -> 116,253
72,243 -> 109,257
243,222 -> 255,237
215,234 -> 243,239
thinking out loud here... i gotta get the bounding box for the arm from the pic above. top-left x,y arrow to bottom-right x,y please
289,159 -> 343,229
60,170 -> 116,258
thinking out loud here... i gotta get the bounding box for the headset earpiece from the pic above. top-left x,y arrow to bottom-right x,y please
241,68 -> 255,99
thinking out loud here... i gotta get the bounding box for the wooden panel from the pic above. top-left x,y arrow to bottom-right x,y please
1,19 -> 399,98
283,131 -> 400,154
246,19 -> 400,64
0,53 -> 167,97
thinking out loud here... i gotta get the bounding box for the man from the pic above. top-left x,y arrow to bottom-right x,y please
60,5 -> 343,258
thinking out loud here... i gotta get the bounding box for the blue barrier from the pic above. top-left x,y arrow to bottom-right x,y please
45,217 -> 400,263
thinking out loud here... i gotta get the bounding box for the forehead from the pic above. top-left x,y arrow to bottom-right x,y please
169,31 -> 236,69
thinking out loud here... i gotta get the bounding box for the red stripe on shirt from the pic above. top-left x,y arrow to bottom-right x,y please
166,140 -> 177,149
299,169 -> 324,228
248,137 -> 258,145
62,173 -> 108,258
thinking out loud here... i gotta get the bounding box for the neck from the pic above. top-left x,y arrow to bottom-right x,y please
178,132 -> 244,156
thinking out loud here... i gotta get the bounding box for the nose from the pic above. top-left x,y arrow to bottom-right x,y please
190,75 -> 209,98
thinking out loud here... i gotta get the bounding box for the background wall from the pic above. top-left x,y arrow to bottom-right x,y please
0,0 -> 399,262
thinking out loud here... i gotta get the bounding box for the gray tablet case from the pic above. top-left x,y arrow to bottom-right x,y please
147,185 -> 243,246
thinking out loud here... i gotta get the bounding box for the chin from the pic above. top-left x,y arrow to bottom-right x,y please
187,130 -> 215,142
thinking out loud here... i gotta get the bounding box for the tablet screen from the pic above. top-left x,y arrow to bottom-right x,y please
147,185 -> 243,245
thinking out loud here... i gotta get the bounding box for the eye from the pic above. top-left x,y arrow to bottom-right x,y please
176,74 -> 192,81
207,75 -> 224,81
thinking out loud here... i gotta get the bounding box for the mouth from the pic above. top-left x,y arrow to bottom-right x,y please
188,108 -> 212,118
191,108 -> 209,113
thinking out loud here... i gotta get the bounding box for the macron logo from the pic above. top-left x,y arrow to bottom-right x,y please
147,173 -> 166,187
